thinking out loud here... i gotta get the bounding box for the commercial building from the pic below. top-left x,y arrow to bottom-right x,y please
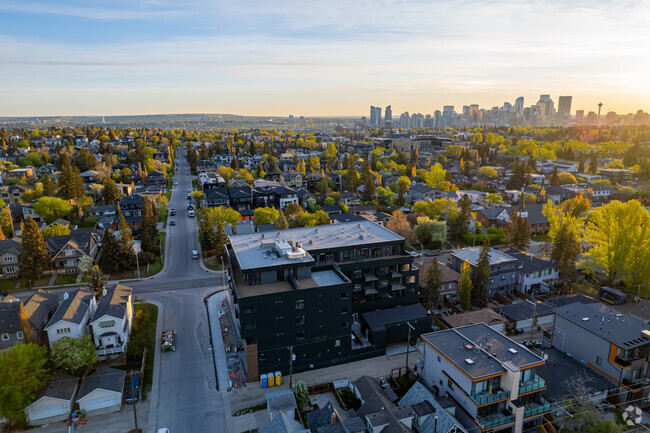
420,324 -> 550,433
228,221 -> 429,378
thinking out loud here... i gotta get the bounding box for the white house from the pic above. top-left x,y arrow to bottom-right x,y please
77,367 -> 125,415
45,289 -> 96,348
25,372 -> 78,426
504,248 -> 559,295
90,285 -> 133,357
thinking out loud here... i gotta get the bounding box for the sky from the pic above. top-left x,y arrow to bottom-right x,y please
1,0 -> 650,117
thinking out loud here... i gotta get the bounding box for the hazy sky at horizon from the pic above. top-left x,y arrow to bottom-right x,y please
1,0 -> 649,117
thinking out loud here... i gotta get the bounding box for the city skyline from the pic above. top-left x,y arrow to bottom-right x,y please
1,0 -> 650,116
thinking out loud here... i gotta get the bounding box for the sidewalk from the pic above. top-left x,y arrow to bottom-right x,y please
146,299 -> 164,433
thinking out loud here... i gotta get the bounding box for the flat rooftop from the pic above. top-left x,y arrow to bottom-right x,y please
554,302 -> 650,350
450,247 -> 517,267
422,323 -> 543,380
236,269 -> 346,298
229,221 -> 404,271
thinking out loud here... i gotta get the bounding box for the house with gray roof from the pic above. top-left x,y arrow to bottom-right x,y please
25,371 -> 79,425
45,289 -> 96,348
45,229 -> 103,274
90,285 -> 133,358
23,289 -> 59,342
354,375 -> 415,433
447,247 -> 518,298
0,239 -> 21,279
399,381 -> 467,433
0,298 -> 24,351
77,367 -> 125,414
503,248 -> 558,295
497,301 -> 555,332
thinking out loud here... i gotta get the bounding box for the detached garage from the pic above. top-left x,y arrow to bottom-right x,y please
497,301 -> 554,332
25,372 -> 79,426
77,367 -> 125,415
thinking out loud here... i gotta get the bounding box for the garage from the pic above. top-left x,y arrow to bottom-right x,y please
25,372 -> 78,426
77,367 -> 125,415
497,301 -> 555,332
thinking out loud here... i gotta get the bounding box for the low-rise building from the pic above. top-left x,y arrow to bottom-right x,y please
76,367 -> 125,415
0,239 -> 21,279
25,371 -> 79,426
502,248 -> 558,295
45,230 -> 103,274
90,285 -> 133,358
45,289 -> 96,348
447,247 -> 518,298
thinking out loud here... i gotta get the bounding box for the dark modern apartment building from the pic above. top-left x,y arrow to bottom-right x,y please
228,221 -> 431,379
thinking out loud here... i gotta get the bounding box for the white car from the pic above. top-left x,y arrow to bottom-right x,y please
157,429 -> 170,433
407,250 -> 421,258
174,180 -> 178,185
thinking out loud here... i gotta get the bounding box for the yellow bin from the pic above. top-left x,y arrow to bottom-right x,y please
275,371 -> 282,386
267,373 -> 275,387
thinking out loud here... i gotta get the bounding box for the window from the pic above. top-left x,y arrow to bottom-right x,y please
437,356 -> 441,363
17,331 -> 24,340
401,264 -> 410,272
500,275 -> 506,280
3,256 -> 13,262
406,276 -> 416,284
489,278 -> 494,284
354,283 -> 362,291
341,307 -> 349,315
242,307 -> 255,315
511,274 -> 515,279
56,328 -> 71,335
296,330 -> 305,340
1,334 -> 8,341
341,322 -> 349,329
353,270 -> 363,278
243,322 -> 256,330
447,379 -> 454,390
99,320 -> 115,328
295,300 -> 304,310
296,315 -> 305,325
64,249 -> 75,257
379,280 -> 388,288
340,292 -> 349,300
335,339 -> 340,347
5,266 -> 15,273
596,356 -> 602,365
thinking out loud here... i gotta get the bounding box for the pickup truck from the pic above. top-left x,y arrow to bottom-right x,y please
162,330 -> 176,352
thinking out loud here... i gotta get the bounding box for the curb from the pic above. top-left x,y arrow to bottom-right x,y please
203,290 -> 223,391
146,299 -> 164,433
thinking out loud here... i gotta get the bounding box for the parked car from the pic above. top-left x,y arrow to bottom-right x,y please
191,250 -> 199,259
125,375 -> 141,403
174,180 -> 178,185
188,210 -> 195,218
187,203 -> 193,210
169,208 -> 176,216
170,220 -> 175,226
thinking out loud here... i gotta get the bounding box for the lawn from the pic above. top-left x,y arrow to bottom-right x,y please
53,274 -> 78,285
0,278 -> 24,291
158,212 -> 168,224
77,216 -> 100,229
337,388 -> 361,411
203,256 -> 226,271
191,179 -> 198,189
123,303 -> 158,397
531,232 -> 548,242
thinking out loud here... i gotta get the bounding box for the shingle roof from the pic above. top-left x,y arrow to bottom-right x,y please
44,230 -> 102,256
77,367 -> 125,399
91,284 -> 131,322
0,239 -> 21,256
24,290 -> 59,329
0,299 -> 21,335
451,247 -> 517,267
46,289 -> 94,328
265,389 -> 297,412
399,382 -> 467,433
33,371 -> 79,402
442,308 -> 507,329
502,248 -> 556,274
497,301 -> 554,322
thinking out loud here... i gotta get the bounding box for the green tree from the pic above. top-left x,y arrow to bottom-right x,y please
506,212 -> 531,251
0,343 -> 49,425
191,190 -> 205,208
41,173 -> 56,196
450,194 -> 471,240
99,228 -> 122,274
58,157 -> 85,201
199,206 -> 242,227
19,217 -> 51,279
102,177 -> 121,205
397,176 -> 411,205
550,167 -> 560,185
254,207 -> 280,225
323,143 -> 338,171
33,196 -> 73,223
485,193 -> 503,203
42,224 -> 70,237
588,153 -> 599,174
551,223 -> 582,283
476,166 -> 498,177
118,215 -> 136,271
186,147 -> 199,171
200,217 -> 219,251
412,217 -> 446,248
471,238 -> 491,308
459,261 -> 473,311
50,335 -> 98,376
215,221 -> 227,257
422,259 -> 441,308
558,172 -> 577,184
140,199 -> 159,254
361,159 -> 376,202
291,380 -> 309,410
275,209 -> 289,229
74,149 -> 97,172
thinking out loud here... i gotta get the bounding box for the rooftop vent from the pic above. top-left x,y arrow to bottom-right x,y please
508,348 -> 518,354
642,330 -> 650,339
465,358 -> 474,364
464,344 -> 473,350
582,317 -> 590,321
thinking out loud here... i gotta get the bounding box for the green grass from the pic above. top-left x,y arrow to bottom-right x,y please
234,403 -> 267,416
143,257 -> 162,276
77,216 -> 100,229
158,212 -> 168,223
203,256 -> 225,271
191,179 -> 198,189
0,278 -> 22,291
122,303 -> 158,397
53,274 -> 78,285
32,277 -> 51,287
531,232 -> 548,242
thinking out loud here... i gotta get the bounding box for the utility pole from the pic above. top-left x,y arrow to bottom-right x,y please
405,322 -> 415,371
528,297 -> 538,344
288,346 -> 294,387
135,251 -> 141,279
130,375 -> 138,431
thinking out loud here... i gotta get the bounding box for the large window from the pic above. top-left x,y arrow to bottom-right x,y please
99,320 -> 115,328
295,300 -> 304,310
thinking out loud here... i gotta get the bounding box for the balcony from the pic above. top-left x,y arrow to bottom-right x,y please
519,374 -> 546,395
471,389 -> 511,406
96,342 -> 126,356
476,411 -> 515,429
524,397 -> 552,418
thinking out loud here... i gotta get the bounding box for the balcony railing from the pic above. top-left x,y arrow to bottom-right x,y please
524,397 -> 552,418
96,342 -> 126,356
471,389 -> 511,406
476,411 -> 515,429
519,374 -> 546,395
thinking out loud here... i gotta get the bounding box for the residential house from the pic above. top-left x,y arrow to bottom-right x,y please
497,301 -> 555,332
228,187 -> 253,212
304,400 -> 366,433
273,186 -> 299,209
399,381 -> 468,433
0,239 -> 21,278
37,163 -> 57,175
198,172 -> 225,189
441,308 -> 508,333
0,184 -> 33,204
196,159 -> 218,174
146,170 -> 166,188
476,207 -> 511,229
507,204 -> 549,234
419,258 -> 461,307
543,185 -> 572,205
119,194 -> 145,227
448,247 -> 518,298
90,285 -> 133,357
0,299 -> 24,350
44,289 -> 96,348
45,230 -> 103,274
79,170 -> 101,183
88,205 -> 118,229
252,186 -> 275,208
205,188 -> 229,207
407,184 -> 446,202
23,290 -> 59,343
114,182 -> 134,196
549,302 -> 650,408
279,171 -> 305,189
420,324 -> 550,433
354,375 -> 416,431
259,390 -> 307,433
24,371 -> 79,426
76,367 -> 125,415
503,248 -> 558,294
8,167 -> 36,180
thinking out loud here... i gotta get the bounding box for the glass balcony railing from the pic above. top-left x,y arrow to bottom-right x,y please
519,374 -> 546,395
476,411 -> 515,429
471,389 -> 511,405
524,397 -> 552,418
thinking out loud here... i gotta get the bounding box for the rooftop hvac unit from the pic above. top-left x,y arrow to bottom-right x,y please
642,330 -> 650,339
465,358 -> 474,364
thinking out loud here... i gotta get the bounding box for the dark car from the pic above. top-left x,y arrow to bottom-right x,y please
170,220 -> 175,226
125,375 -> 141,404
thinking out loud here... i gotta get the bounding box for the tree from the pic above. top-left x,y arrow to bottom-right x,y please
550,167 -> 560,185
215,221 -> 227,257
583,200 -> 650,289
118,215 -> 136,270
19,217 -> 51,279
450,194 -> 471,240
577,153 -> 586,173
50,335 -> 98,375
254,207 -> 280,225
102,177 -> 121,205
275,209 -> 289,230
386,210 -> 412,239
200,217 -> 219,251
33,196 -> 73,223
557,172 -> 577,184
74,149 -> 97,172
506,212 -> 531,251
199,206 -> 242,227
42,224 -> 70,237
140,199 -> 159,254
99,229 -> 121,274
422,259 -> 441,308
58,157 -> 85,201
41,173 -> 56,196
412,217 -> 446,248
551,223 -> 582,283
485,193 -> 503,203
476,166 -> 498,177
291,380 -> 309,410
472,238 -> 490,308
0,207 -> 13,237
323,143 -> 338,171
397,176 -> 411,205
588,153 -> 599,174
0,343 -> 49,425
156,194 -> 169,217
506,160 -> 531,189
186,147 -> 199,171
361,159 -> 376,202
191,190 -> 205,208
459,261 -> 473,311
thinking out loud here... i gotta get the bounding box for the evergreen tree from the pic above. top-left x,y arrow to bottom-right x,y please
506,161 -> 531,190
58,157 -> 85,201
19,217 -> 51,279
200,218 -> 218,250
550,167 -> 560,185
215,221 -> 227,257
551,223 -> 581,283
506,212 -> 531,251
588,152 -> 599,174
577,153 -> 586,173
102,177 -> 121,205
99,228 -> 121,274
471,238 -> 491,308
140,199 -> 159,254
361,159 -> 375,202
527,156 -> 537,172
422,259 -> 441,308
118,215 -> 136,270
451,193 -> 472,239
42,173 -> 56,196
459,261 -> 473,311
275,209 -> 289,230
